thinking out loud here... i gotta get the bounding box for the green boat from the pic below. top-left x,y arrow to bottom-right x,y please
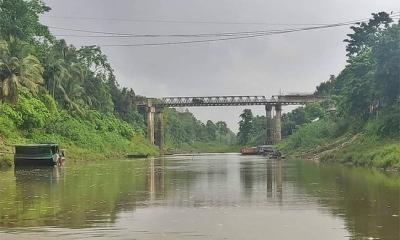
14,144 -> 65,167
126,153 -> 149,159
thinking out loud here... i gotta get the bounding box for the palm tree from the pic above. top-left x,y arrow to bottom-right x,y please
0,39 -> 43,104
61,63 -> 84,113
45,56 -> 69,98
43,41 -> 85,114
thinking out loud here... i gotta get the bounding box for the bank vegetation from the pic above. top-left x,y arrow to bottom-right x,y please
278,13 -> 400,170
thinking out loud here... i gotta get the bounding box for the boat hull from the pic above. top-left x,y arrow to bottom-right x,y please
14,158 -> 56,167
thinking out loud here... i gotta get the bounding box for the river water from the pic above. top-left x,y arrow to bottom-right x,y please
0,154 -> 399,239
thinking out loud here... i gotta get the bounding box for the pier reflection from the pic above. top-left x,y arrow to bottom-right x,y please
240,157 -> 283,204
148,157 -> 165,202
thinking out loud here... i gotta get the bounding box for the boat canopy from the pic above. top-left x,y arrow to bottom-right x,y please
14,144 -> 63,167
15,144 -> 59,156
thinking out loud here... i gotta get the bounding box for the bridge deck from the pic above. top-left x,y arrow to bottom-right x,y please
150,95 -> 323,107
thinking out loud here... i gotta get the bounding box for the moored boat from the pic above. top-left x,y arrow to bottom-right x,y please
127,153 -> 149,158
240,145 -> 283,158
14,144 -> 65,167
240,147 -> 258,155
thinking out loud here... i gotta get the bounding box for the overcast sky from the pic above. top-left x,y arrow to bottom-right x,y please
41,0 -> 399,132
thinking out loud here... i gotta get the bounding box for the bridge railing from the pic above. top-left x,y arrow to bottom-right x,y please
152,95 -> 324,107
161,96 -> 270,105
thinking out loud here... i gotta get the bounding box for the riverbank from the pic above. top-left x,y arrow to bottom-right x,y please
0,97 -> 159,168
0,135 -> 159,168
278,120 -> 400,170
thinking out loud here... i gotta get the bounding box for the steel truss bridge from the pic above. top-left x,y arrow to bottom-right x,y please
140,94 -> 325,148
152,94 -> 323,107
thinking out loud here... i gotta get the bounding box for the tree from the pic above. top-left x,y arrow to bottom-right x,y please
43,52 -> 69,99
316,75 -> 336,96
335,12 -> 398,119
0,0 -> 51,42
42,41 -> 85,114
237,109 -> 253,145
216,121 -> 228,142
373,23 -> 400,104
0,39 -> 43,104
205,120 -> 217,141
344,12 -> 392,57
339,52 -> 376,120
59,63 -> 85,113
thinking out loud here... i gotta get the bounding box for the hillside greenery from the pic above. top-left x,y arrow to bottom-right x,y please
278,12 -> 400,169
235,13 -> 399,169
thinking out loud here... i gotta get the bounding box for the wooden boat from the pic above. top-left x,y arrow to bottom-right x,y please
14,144 -> 65,167
240,145 -> 283,158
240,147 -> 258,155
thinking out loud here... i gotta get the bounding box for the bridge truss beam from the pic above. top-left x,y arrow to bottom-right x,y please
154,95 -> 323,107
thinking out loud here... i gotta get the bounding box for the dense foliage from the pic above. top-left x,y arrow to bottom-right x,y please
279,13 -> 400,169
0,0 -> 143,121
0,0 -> 157,163
163,108 -> 236,151
236,109 -> 268,146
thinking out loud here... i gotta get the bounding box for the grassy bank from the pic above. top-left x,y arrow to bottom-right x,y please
278,118 -> 400,170
0,94 -> 158,168
320,136 -> 399,169
0,132 -> 158,168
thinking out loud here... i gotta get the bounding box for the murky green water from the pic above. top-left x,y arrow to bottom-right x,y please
0,154 -> 399,239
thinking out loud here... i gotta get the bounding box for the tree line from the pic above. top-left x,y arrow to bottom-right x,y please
277,13 -> 399,168
237,12 -> 399,147
163,108 -> 235,148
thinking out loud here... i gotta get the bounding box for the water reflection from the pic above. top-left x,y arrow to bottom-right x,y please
148,158 -> 165,202
293,161 -> 400,240
1,161 -> 150,228
0,154 -> 398,240
239,158 -> 283,204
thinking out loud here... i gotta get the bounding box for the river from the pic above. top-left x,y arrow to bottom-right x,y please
0,154 -> 399,239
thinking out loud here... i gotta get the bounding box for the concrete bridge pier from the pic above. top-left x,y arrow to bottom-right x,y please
273,104 -> 282,144
265,105 -> 273,145
156,109 -> 165,153
146,105 -> 155,145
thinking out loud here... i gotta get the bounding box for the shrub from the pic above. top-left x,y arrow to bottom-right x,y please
0,114 -> 18,139
365,105 -> 400,139
279,119 -> 336,152
39,92 -> 59,115
16,96 -> 50,129
0,103 -> 22,126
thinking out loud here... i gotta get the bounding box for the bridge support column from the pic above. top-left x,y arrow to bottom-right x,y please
273,104 -> 282,144
146,105 -> 155,145
265,105 -> 273,145
156,109 -> 164,153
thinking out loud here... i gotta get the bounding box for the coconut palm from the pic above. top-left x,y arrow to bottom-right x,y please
43,41 -> 85,114
0,39 -> 43,104
45,56 -> 69,98
61,63 -> 85,113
